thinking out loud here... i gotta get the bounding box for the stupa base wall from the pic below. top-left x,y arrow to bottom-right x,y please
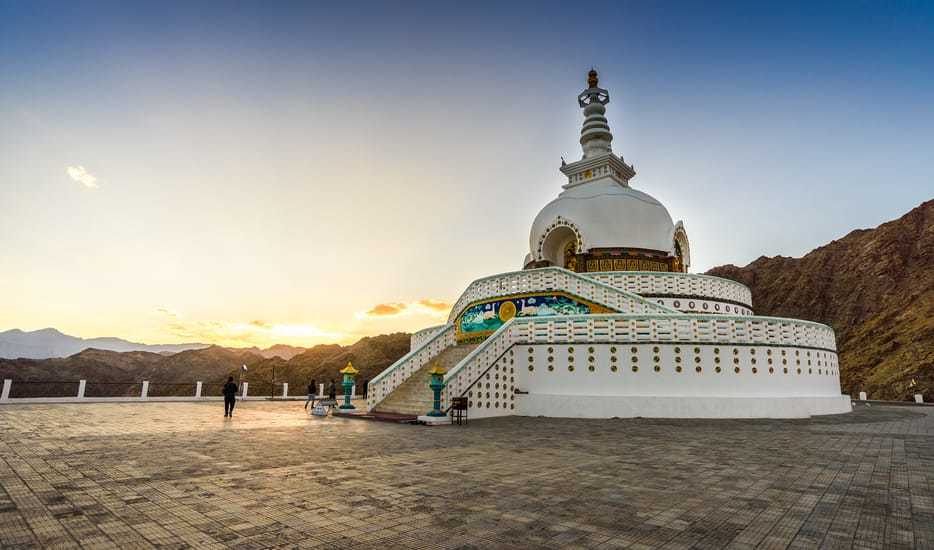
517,394 -> 853,419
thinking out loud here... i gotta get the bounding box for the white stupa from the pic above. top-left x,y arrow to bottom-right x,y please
364,70 -> 850,421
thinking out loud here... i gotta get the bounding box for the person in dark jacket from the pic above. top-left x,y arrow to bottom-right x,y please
327,379 -> 336,401
304,379 -> 317,410
223,377 -> 238,417
361,378 -> 369,399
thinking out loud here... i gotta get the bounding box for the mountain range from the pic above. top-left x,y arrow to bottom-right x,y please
707,199 -> 932,401
0,328 -> 306,360
0,334 -> 410,398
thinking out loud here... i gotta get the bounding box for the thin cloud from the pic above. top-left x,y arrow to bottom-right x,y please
155,308 -> 343,346
66,166 -> 99,189
357,299 -> 451,319
417,299 -> 450,312
365,303 -> 407,317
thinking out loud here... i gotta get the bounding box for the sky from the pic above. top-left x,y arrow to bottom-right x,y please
1,1 -> 932,348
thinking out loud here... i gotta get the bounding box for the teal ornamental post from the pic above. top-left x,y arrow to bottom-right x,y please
427,366 -> 447,417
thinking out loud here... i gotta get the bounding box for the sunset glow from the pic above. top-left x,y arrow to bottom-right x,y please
2,2 -> 932,348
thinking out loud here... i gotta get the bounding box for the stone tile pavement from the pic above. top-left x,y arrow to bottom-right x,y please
0,401 -> 931,549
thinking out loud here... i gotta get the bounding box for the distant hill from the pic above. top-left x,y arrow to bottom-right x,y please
235,344 -> 307,360
0,328 -> 313,361
0,328 -> 209,359
707,199 -> 933,401
0,334 -> 410,398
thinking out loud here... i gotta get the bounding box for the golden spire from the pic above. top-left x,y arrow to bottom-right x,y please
587,68 -> 599,89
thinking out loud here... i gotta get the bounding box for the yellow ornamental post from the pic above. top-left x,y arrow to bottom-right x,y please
339,362 -> 358,410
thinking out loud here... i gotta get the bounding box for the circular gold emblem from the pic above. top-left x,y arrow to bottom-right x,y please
498,301 -> 517,322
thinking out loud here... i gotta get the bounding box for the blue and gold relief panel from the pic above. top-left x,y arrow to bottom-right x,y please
455,293 -> 610,343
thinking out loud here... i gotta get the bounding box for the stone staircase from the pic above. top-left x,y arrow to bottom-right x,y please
372,344 -> 478,417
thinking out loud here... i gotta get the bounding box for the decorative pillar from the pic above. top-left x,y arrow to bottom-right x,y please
195,381 -> 203,398
1,379 -> 11,400
339,362 -> 358,410
282,382 -> 289,398
77,380 -> 86,399
141,381 -> 149,399
427,366 -> 447,417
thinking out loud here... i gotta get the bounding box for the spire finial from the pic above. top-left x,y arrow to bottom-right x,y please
576,69 -> 612,158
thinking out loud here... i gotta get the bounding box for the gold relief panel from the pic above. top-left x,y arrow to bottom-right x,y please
584,258 -> 670,272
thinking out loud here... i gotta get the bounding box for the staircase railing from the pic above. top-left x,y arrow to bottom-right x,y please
366,323 -> 455,411
410,324 -> 448,349
446,267 -> 677,325
442,319 -> 519,419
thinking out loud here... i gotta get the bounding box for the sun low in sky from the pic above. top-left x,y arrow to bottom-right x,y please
1,1 -> 932,348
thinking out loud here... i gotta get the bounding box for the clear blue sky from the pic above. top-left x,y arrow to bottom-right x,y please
1,1 -> 932,345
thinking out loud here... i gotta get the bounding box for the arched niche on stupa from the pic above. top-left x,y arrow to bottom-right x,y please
538,220 -> 583,269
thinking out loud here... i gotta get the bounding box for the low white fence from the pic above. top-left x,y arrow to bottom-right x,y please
446,267 -> 676,325
583,271 -> 753,308
0,379 -> 350,404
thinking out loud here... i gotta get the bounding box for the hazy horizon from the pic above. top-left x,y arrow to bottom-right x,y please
3,1 -> 932,347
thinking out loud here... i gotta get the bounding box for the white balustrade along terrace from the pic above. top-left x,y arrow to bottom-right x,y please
369,269 -> 678,413
442,313 -> 841,419
366,323 -> 456,411
0,379 -> 349,404
446,267 -> 677,325
583,271 -> 753,309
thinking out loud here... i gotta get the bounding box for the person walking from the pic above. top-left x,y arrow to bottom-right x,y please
223,376 -> 238,417
361,378 -> 369,399
304,379 -> 317,410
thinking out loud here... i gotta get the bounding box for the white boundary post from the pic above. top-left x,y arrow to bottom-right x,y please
318,383 -> 324,397
141,381 -> 149,399
859,391 -> 867,401
241,382 -> 248,398
282,383 -> 288,398
915,394 -> 924,404
1,379 -> 10,400
77,380 -> 86,399
195,381 -> 203,398
351,384 -> 356,398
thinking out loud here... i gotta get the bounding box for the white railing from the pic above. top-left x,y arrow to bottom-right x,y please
0,379 -> 331,403
366,323 -> 456,411
410,324 -> 447,349
442,313 -> 837,413
446,267 -> 677,325
583,271 -> 753,308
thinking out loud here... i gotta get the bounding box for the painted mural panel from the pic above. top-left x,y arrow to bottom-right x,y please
456,293 -> 607,342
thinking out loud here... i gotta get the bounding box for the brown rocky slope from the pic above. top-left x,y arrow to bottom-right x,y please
0,334 -> 410,398
707,199 -> 933,401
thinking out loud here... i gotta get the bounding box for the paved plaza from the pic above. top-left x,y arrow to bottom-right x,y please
0,402 -> 931,549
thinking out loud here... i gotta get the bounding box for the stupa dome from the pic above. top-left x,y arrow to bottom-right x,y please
530,180 -> 675,263
524,69 -> 688,272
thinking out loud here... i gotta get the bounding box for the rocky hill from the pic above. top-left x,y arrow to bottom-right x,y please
0,334 -> 410,398
238,333 -> 411,397
707,199 -> 933,401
